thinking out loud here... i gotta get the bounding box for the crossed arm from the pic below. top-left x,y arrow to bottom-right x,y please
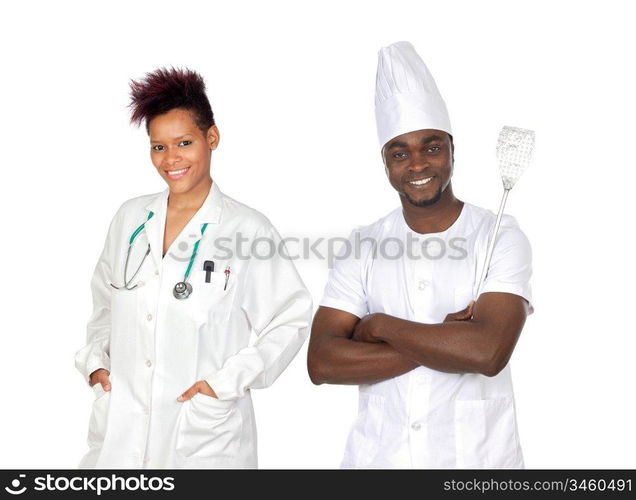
307,292 -> 529,385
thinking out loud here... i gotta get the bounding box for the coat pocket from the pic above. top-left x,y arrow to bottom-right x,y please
191,269 -> 239,325
454,396 -> 522,468
341,392 -> 385,468
176,392 -> 243,459
87,383 -> 111,449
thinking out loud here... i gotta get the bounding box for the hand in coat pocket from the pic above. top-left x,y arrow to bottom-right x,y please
89,368 -> 111,391
177,380 -> 217,402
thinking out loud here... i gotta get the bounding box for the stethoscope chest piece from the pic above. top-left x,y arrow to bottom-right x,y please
173,281 -> 193,300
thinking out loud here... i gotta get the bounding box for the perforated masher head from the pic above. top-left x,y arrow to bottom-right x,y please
496,126 -> 535,190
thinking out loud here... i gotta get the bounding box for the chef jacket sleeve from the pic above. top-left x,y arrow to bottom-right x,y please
479,215 -> 534,314
204,223 -> 313,401
74,207 -> 121,385
318,228 -> 369,319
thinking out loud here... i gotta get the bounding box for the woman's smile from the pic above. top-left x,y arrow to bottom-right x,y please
165,166 -> 191,180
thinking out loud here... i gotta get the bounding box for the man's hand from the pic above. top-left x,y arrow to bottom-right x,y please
308,306 -> 419,385
371,294 -> 526,375
352,313 -> 393,343
443,300 -> 475,323
352,302 -> 475,344
177,381 -> 218,402
89,368 -> 111,391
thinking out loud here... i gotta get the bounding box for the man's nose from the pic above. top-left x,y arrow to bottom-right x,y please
409,155 -> 430,172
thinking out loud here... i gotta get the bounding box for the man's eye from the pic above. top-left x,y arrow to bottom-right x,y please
393,151 -> 408,159
179,140 -> 192,147
152,145 -> 164,151
427,146 -> 441,153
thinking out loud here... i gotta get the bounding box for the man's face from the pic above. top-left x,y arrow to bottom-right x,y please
382,129 -> 454,207
148,108 -> 219,194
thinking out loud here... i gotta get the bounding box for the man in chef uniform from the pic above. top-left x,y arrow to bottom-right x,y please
308,42 -> 534,468
75,67 -> 313,468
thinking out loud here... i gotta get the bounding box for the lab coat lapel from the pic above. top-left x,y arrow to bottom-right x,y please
183,181 -> 224,231
143,188 -> 169,272
141,182 -> 224,272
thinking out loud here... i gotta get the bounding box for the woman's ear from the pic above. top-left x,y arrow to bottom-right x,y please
207,125 -> 220,151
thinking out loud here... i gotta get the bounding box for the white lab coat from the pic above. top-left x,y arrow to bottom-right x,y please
75,182 -> 312,468
320,202 -> 533,468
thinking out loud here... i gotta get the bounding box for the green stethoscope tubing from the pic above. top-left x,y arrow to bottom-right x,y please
184,222 -> 208,279
129,211 -> 154,244
110,211 -> 154,290
112,210 -> 208,294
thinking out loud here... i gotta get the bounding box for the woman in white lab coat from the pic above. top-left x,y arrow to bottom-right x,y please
75,67 -> 313,468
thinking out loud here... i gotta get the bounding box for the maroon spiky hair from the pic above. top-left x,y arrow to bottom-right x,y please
128,66 -> 215,134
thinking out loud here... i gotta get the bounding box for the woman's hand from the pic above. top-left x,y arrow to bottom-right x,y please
177,380 -> 218,402
89,368 -> 111,391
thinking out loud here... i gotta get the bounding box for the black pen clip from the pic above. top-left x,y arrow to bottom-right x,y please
203,260 -> 215,283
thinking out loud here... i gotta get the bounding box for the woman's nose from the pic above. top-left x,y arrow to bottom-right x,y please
166,147 -> 182,165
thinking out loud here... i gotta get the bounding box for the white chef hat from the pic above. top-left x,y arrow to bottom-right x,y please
375,41 -> 452,148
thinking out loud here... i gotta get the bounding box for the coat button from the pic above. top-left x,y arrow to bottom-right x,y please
147,314 -> 153,321
145,360 -> 152,367
418,280 -> 429,290
411,422 -> 421,431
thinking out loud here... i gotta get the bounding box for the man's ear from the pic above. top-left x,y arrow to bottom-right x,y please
448,137 -> 455,177
381,147 -> 389,177
207,125 -> 220,151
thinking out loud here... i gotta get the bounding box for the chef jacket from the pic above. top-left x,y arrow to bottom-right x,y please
320,202 -> 533,468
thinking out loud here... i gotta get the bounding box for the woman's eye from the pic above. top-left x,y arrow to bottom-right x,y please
179,140 -> 192,147
152,145 -> 164,151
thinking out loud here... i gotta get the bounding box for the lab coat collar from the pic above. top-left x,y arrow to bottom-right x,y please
142,180 -> 224,270
143,180 -> 223,224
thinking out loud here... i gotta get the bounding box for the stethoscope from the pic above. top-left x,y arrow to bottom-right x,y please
109,211 -> 208,300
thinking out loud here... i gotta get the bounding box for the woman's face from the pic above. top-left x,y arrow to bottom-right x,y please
148,108 -> 219,194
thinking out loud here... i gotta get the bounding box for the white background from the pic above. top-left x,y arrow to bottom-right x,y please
1,0 -> 634,469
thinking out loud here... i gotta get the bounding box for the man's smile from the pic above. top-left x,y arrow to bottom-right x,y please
407,176 -> 434,187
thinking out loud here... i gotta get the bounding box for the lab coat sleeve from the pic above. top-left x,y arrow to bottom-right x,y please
479,215 -> 534,314
74,207 -> 120,385
204,223 -> 313,401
